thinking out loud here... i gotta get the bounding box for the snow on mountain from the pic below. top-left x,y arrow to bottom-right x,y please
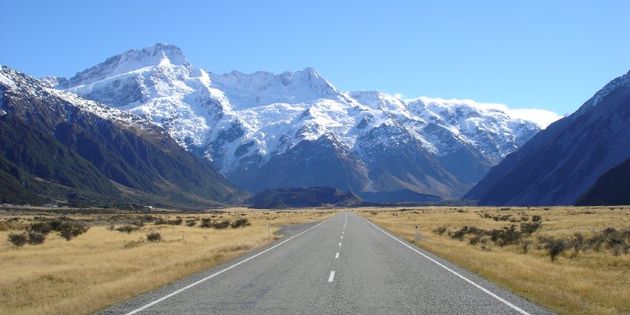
0,65 -> 238,208
575,69 -> 630,116
57,43 -> 554,198
0,66 -> 155,132
209,67 -> 344,109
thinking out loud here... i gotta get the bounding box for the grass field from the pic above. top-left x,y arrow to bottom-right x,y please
360,206 -> 630,315
0,209 -> 333,315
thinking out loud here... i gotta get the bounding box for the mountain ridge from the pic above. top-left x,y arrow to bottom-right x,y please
0,65 -> 241,209
465,69 -> 630,205
51,43 -> 552,200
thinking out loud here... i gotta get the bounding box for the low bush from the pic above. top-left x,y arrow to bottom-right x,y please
27,232 -> 46,245
213,220 -> 231,229
449,226 -> 485,241
569,233 -> 585,256
8,233 -> 28,246
131,221 -> 145,227
116,225 -> 140,233
200,218 -> 232,229
146,232 -> 161,242
489,225 -> 522,246
200,218 -> 212,228
29,222 -> 52,234
154,217 -> 182,225
520,239 -> 532,254
231,218 -> 250,228
432,226 -> 448,235
520,221 -> 542,234
546,238 -> 566,261
57,222 -> 89,241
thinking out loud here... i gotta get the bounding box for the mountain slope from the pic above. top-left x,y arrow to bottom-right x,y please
248,186 -> 362,209
466,70 -> 630,205
0,66 -> 240,208
58,43 -> 547,200
578,158 -> 630,206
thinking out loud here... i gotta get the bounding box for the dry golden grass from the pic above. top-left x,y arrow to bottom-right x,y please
0,209 -> 333,315
359,206 -> 630,315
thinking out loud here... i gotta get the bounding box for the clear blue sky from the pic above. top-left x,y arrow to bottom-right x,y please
1,0 -> 629,115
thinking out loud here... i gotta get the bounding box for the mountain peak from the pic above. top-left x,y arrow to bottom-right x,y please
62,43 -> 190,87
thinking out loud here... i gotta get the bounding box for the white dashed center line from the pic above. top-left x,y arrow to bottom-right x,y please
338,242 -> 342,247
335,252 -> 339,259
328,271 -> 335,283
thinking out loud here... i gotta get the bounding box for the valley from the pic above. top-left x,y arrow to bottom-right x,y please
2,3 -> 629,315
2,206 -> 628,315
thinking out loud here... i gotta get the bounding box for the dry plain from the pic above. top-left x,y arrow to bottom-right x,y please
2,206 -> 629,315
0,208 -> 333,315
360,206 -> 630,315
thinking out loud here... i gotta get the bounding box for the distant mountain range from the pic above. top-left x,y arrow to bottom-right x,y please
466,70 -> 630,206
11,43 -> 626,208
44,43 -> 546,201
0,66 -> 240,209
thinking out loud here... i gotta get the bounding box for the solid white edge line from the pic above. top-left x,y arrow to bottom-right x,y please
328,271 -> 335,283
361,217 -> 532,315
123,217 -> 331,315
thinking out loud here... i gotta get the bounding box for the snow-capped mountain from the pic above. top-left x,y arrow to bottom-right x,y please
56,43 -> 547,200
0,65 -> 238,208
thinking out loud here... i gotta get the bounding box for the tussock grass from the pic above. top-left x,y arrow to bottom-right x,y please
0,209 -> 332,315
360,206 -> 630,315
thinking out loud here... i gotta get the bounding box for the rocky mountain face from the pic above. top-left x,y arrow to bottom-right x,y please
0,66 -> 240,209
466,70 -> 630,206
56,43 -> 543,201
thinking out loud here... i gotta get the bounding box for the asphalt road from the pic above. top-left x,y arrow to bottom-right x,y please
101,212 -> 553,315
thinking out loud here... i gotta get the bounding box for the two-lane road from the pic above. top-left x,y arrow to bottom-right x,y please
102,212 -> 552,314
